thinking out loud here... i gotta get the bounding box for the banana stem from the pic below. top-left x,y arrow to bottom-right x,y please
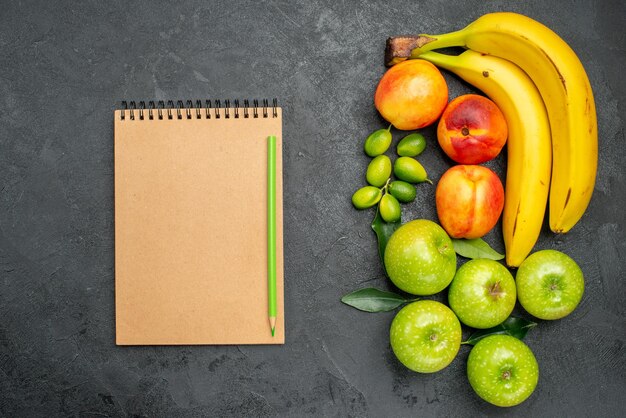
411,30 -> 467,56
385,30 -> 467,66
417,51 -> 460,71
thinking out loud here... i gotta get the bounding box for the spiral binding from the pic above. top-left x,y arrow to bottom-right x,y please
119,98 -> 279,121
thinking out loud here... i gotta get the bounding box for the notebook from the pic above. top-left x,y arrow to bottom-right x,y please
114,99 -> 284,345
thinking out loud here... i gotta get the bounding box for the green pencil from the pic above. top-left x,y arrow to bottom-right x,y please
267,135 -> 277,336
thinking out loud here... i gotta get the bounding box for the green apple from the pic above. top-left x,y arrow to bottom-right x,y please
390,300 -> 462,373
516,249 -> 584,320
384,219 -> 457,295
448,259 -> 516,329
467,335 -> 539,407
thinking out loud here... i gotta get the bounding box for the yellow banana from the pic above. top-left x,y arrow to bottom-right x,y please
419,50 -> 551,267
406,12 -> 598,233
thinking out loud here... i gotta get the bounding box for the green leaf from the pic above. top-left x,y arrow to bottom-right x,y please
341,287 -> 417,312
451,238 -> 505,260
371,208 -> 401,275
462,316 -> 538,345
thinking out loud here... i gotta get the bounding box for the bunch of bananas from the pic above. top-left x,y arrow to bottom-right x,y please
385,12 -> 598,267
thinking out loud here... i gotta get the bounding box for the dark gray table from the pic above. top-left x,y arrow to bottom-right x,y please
1,1 -> 624,416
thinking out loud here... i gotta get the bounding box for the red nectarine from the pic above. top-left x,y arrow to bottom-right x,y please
435,165 -> 504,239
437,94 -> 507,164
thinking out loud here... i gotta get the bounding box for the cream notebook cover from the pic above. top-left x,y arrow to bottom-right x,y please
114,100 -> 284,345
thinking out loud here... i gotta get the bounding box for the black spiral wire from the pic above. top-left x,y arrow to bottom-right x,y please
120,99 -> 279,121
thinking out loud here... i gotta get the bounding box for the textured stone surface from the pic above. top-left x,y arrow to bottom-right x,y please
1,0 -> 625,416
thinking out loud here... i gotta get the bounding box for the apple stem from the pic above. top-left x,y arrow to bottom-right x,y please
489,281 -> 502,296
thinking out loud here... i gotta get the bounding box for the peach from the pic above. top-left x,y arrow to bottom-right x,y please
374,60 -> 448,130
435,165 -> 504,239
437,94 -> 507,164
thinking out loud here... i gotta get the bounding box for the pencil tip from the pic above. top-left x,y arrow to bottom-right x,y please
269,317 -> 277,337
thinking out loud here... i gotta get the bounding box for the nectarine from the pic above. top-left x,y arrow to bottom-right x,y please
374,60 -> 448,130
437,94 -> 507,164
435,165 -> 504,239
